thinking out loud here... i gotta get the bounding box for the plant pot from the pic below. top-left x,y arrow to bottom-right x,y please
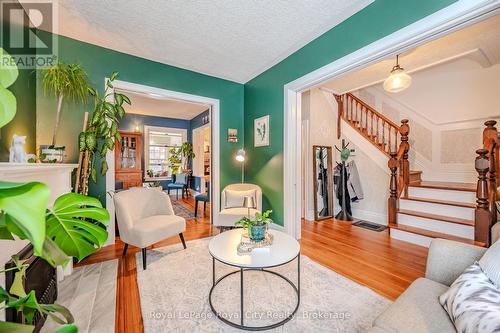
249,224 -> 266,242
40,145 -> 65,163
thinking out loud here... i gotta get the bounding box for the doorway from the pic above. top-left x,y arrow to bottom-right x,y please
104,80 -> 220,245
283,1 -> 497,239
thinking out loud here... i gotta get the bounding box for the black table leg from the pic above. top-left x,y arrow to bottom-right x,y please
240,268 -> 244,326
212,256 -> 215,286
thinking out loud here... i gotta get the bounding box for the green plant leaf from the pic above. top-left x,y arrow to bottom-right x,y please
85,132 -> 97,151
78,132 -> 86,152
0,182 -> 49,256
0,48 -> 19,88
9,257 -> 28,297
100,160 -> 108,176
40,303 -> 74,325
110,71 -> 118,81
115,105 -> 125,118
0,214 -> 14,240
121,94 -> 131,105
41,236 -> 70,268
91,168 -> 97,183
7,291 -> 39,324
52,324 -> 78,333
0,321 -> 34,333
0,85 -> 17,128
114,93 -> 123,106
45,193 -> 109,261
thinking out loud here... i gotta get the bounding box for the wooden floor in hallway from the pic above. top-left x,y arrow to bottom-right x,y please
77,196 -> 428,333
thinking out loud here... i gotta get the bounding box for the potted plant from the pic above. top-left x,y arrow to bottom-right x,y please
41,62 -> 91,163
180,142 -> 195,172
168,147 -> 182,175
74,72 -> 130,195
235,210 -> 273,242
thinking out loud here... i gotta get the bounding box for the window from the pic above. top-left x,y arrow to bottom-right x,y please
144,126 -> 187,179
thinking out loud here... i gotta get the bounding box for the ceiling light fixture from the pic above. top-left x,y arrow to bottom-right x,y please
383,55 -> 412,93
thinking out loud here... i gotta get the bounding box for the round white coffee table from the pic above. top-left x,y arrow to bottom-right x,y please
208,228 -> 300,331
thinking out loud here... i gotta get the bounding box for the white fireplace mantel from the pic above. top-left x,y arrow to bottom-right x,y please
0,162 -> 78,296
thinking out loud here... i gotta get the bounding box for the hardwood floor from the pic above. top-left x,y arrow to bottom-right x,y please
77,196 -> 428,333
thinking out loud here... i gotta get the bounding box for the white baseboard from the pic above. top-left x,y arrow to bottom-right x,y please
270,223 -> 286,232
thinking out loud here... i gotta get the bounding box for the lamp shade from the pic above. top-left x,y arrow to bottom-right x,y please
383,67 -> 412,93
243,195 -> 255,208
235,149 -> 246,162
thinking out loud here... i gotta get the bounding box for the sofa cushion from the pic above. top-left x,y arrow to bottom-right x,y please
478,239 -> 500,288
130,215 -> 186,248
439,262 -> 500,333
373,278 -> 456,333
225,189 -> 256,208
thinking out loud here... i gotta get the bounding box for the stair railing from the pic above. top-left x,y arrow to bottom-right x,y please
475,120 -> 499,247
333,92 -> 410,225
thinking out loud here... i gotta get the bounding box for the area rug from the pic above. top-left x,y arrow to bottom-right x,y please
41,260 -> 118,333
136,238 -> 390,332
170,199 -> 195,219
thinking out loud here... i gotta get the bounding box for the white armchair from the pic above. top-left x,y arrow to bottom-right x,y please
114,187 -> 186,269
217,183 -> 262,227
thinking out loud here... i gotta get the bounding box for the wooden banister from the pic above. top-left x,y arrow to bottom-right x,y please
475,148 -> 492,246
333,92 -> 411,226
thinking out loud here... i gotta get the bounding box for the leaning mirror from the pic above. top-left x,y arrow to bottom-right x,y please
313,145 -> 334,221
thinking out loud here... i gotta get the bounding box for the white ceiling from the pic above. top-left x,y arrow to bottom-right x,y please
39,0 -> 372,83
118,90 -> 209,120
321,14 -> 500,93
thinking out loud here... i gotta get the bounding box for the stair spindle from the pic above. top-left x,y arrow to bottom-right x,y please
475,148 -> 491,246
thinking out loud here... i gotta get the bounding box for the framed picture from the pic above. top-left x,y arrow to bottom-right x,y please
227,128 -> 238,143
254,115 -> 270,147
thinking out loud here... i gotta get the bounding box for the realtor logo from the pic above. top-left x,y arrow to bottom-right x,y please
1,0 -> 58,68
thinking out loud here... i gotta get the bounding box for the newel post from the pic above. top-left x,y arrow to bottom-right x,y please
475,149 -> 491,246
388,152 -> 398,225
489,140 -> 497,228
399,119 -> 410,197
483,120 -> 499,176
334,94 -> 343,139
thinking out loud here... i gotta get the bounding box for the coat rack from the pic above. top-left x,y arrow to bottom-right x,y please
335,139 -> 353,221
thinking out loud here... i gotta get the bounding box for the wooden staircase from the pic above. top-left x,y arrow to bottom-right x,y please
334,92 -> 490,247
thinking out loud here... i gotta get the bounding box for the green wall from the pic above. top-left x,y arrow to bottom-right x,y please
35,31 -> 244,202
243,0 -> 456,226
0,2 -> 37,160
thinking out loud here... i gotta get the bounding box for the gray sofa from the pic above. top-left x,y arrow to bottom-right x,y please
368,237 -> 494,333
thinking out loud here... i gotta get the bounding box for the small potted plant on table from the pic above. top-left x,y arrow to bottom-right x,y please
235,210 -> 273,242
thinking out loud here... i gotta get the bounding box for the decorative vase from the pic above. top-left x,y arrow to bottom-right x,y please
40,145 -> 65,163
250,224 -> 266,241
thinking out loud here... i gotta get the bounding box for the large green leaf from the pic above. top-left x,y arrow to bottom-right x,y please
0,85 -> 17,128
46,193 -> 109,261
0,182 -> 49,256
0,321 -> 34,333
52,324 -> 78,333
0,48 -> 19,88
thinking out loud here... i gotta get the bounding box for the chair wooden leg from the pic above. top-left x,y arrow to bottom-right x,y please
122,243 -> 128,257
194,200 -> 199,217
203,201 -> 207,214
176,189 -> 179,200
142,248 -> 147,270
179,233 -> 187,249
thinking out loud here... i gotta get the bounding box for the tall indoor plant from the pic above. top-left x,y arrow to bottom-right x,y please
180,142 -> 195,172
74,72 -> 130,194
0,49 -> 110,332
41,62 -> 91,162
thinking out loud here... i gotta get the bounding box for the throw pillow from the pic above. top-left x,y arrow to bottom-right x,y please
225,189 -> 255,209
439,262 -> 500,333
174,173 -> 186,185
479,239 -> 500,288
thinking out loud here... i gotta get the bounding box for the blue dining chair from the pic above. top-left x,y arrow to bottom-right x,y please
167,173 -> 188,199
194,182 -> 210,218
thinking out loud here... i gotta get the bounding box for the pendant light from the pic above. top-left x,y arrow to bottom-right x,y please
383,55 -> 412,93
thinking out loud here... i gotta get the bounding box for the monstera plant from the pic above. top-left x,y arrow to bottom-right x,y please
0,49 -> 110,332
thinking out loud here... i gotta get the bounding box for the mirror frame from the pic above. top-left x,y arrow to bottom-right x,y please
312,145 -> 334,221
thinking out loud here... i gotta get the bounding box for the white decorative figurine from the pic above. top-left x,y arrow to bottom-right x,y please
9,134 -> 28,163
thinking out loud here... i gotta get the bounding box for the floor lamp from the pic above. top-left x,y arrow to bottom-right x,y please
235,149 -> 246,183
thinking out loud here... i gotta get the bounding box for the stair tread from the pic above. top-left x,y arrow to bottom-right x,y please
401,196 -> 475,209
389,223 -> 485,247
409,170 -> 422,175
398,209 -> 474,226
409,181 -> 475,192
